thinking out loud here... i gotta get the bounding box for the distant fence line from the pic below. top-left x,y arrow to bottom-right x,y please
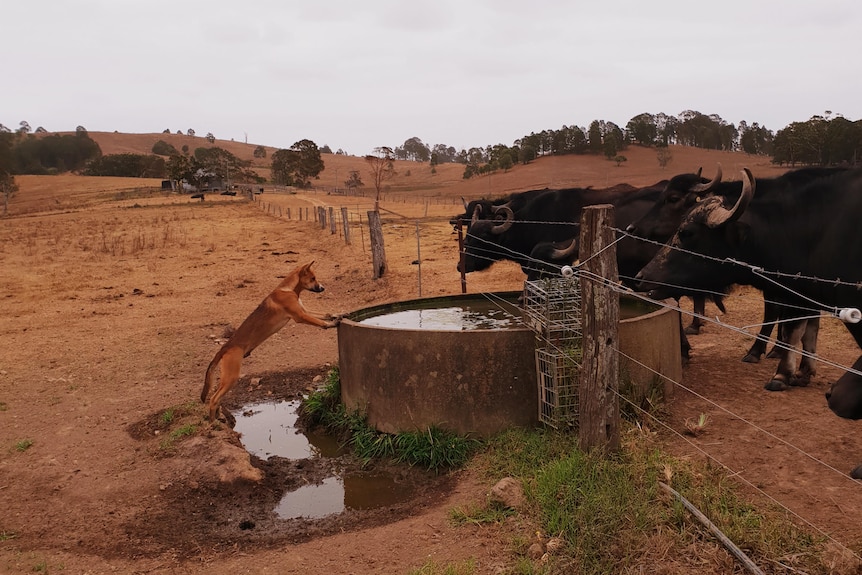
248,192 -> 450,292
262,184 -> 464,207
249,194 -> 370,254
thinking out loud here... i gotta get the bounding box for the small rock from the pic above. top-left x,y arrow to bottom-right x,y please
527,542 -> 545,560
488,477 -> 524,510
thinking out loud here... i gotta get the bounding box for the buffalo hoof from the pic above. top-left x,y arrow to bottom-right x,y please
851,464 -> 862,480
764,379 -> 789,392
684,325 -> 702,336
742,353 -> 762,364
789,374 -> 812,387
766,348 -> 785,359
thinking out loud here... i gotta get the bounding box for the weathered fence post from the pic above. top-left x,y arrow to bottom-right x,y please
367,210 -> 387,279
341,207 -> 351,244
318,207 -> 326,229
578,204 -> 620,452
329,207 -> 336,234
415,221 -> 422,297
456,221 -> 467,294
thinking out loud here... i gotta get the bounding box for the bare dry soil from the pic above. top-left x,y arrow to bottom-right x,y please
2,169 -> 862,574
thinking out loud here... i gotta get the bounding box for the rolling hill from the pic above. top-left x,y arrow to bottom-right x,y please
62,131 -> 787,201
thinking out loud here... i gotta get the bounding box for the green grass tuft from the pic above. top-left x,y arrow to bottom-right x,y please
471,426 -> 833,574
301,366 -> 480,471
14,439 -> 34,452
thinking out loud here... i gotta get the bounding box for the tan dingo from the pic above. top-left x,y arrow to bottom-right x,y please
200,261 -> 338,422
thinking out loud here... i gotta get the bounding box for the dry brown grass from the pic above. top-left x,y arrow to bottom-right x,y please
12,131 -> 791,219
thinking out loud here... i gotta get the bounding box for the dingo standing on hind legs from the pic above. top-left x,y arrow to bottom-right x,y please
201,261 -> 339,422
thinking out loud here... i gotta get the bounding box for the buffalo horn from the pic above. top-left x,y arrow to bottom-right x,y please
490,206 -> 514,234
691,164 -> 722,193
705,168 -> 755,228
548,236 -> 579,259
471,205 -> 482,226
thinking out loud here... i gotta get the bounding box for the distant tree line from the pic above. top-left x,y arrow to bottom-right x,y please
3,108 -> 861,188
0,124 -> 101,174
772,113 -> 862,166
385,110 -> 862,179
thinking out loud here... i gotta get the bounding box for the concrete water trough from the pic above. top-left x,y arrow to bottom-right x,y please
337,291 -> 681,437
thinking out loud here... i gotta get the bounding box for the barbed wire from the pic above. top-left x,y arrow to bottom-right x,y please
474,279 -> 862,563
462,215 -> 862,289
460,218 -> 862,322
612,225 -> 862,291
577,269 -> 862,379
476,281 -> 862,560
610,349 -> 862,562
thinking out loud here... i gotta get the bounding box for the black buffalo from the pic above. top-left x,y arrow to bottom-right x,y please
454,182 -> 719,325
633,167 -> 862,476
627,165 -> 847,364
454,184 -> 639,276
452,181 -> 717,359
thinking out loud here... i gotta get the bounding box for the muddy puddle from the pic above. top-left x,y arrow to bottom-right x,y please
233,399 -> 417,519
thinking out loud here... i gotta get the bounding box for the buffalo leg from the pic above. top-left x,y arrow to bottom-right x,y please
684,296 -> 706,335
743,300 -> 781,363
764,318 -> 808,391
792,315 -> 819,386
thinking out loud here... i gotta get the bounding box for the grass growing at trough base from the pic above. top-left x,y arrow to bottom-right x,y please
300,367 -> 481,471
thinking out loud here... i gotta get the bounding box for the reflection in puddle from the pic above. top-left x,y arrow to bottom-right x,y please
275,472 -> 417,519
233,399 -> 418,519
276,477 -> 345,519
233,399 -> 343,460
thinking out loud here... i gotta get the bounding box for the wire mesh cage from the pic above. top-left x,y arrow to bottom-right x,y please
522,277 -> 582,346
536,346 -> 581,429
523,277 -> 583,428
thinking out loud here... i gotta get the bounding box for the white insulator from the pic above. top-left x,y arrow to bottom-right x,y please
560,265 -> 574,278
838,308 -> 862,323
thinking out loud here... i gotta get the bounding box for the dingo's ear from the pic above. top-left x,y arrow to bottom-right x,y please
305,260 -> 315,270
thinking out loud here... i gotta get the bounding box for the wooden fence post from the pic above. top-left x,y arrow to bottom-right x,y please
367,210 -> 387,279
329,207 -> 336,234
318,207 -> 326,229
578,204 -> 620,452
341,207 -> 351,244
457,221 -> 467,294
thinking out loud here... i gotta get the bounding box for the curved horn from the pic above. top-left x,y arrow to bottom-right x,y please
491,202 -> 512,218
690,163 -> 722,193
490,206 -> 514,235
547,236 -> 579,260
461,196 -> 469,211
471,205 -> 482,226
705,167 -> 755,228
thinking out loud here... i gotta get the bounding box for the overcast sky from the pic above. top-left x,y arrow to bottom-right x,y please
3,1 -> 861,156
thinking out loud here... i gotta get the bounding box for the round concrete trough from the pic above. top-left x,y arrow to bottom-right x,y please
337,292 -> 680,437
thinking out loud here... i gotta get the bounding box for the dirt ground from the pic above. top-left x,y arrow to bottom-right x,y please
2,186 -> 862,574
